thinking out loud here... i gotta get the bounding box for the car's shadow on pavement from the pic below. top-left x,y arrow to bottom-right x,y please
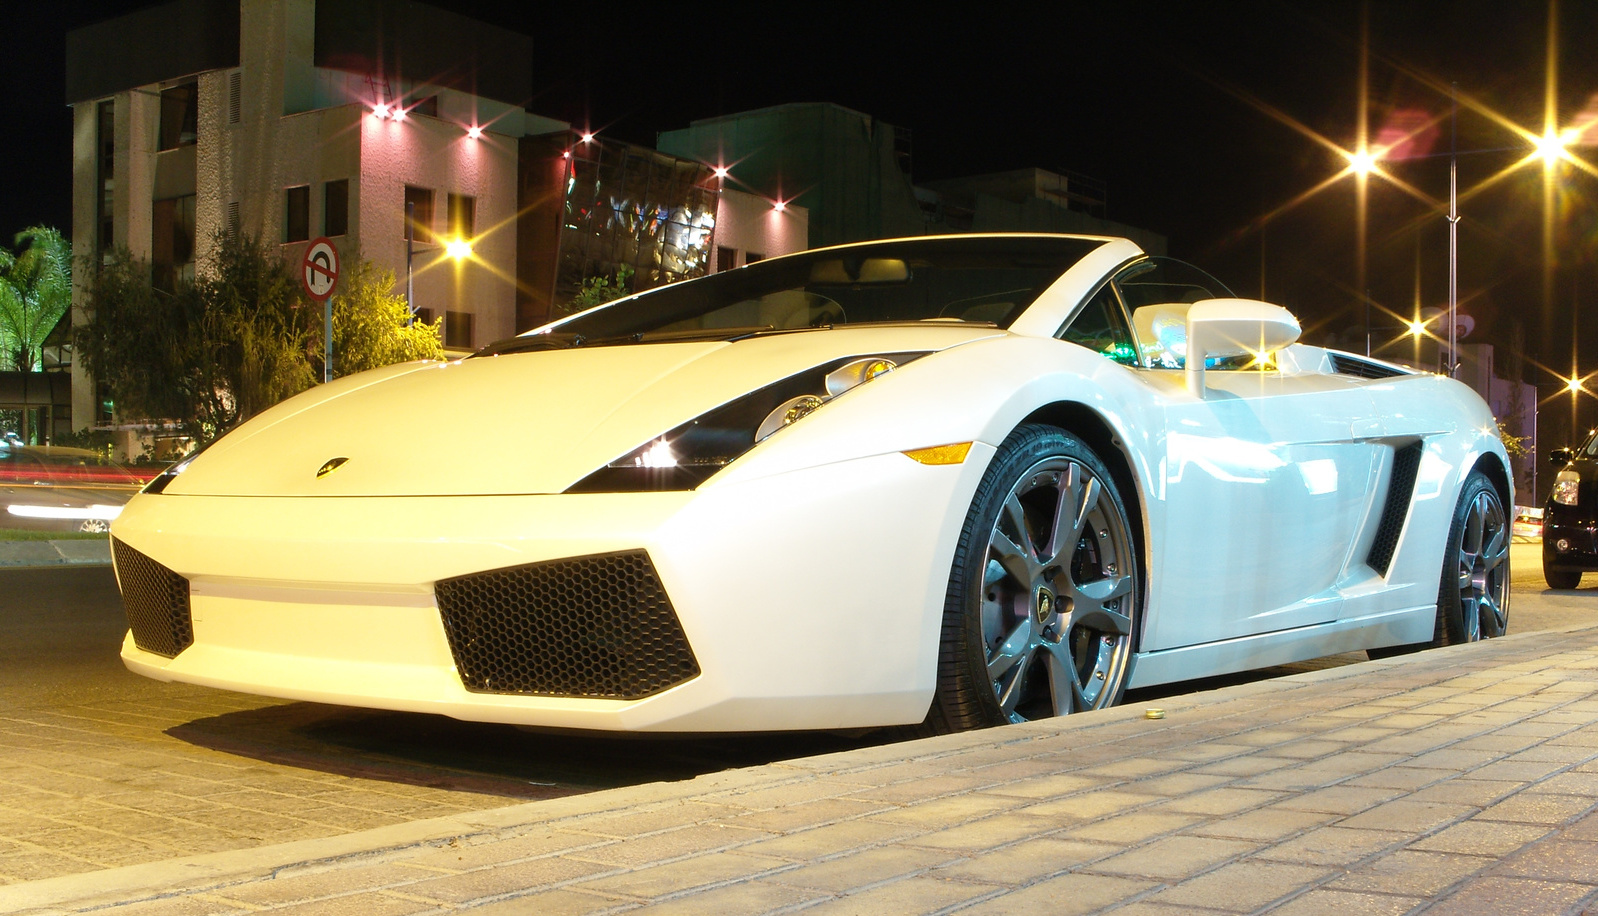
166,701 -> 884,799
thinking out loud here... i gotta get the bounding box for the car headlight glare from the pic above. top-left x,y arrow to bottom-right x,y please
1553,469 -> 1581,506
568,352 -> 925,493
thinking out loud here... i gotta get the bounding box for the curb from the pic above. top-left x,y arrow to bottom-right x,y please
4,624 -> 1585,915
0,539 -> 111,568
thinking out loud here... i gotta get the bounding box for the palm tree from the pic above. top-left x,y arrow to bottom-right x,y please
0,226 -> 72,372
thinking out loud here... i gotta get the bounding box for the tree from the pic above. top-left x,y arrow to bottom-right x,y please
330,256 -> 442,376
77,233 -> 444,445
557,263 -> 634,318
0,226 -> 71,372
78,233 -> 318,443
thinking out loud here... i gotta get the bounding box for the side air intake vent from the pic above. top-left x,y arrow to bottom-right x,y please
1367,442 -> 1425,575
1330,354 -> 1409,379
112,539 -> 193,657
435,551 -> 699,699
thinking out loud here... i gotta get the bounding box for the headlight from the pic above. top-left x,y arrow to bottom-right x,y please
1553,469 -> 1581,506
568,353 -> 925,493
140,448 -> 205,495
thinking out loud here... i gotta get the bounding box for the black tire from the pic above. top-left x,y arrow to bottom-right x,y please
1544,566 -> 1582,590
923,425 -> 1139,734
1433,470 -> 1509,645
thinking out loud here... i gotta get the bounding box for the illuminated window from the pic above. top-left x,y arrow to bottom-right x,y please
158,81 -> 197,150
152,195 -> 196,290
404,186 -> 433,244
284,185 -> 310,243
444,310 -> 474,348
447,193 -> 475,239
324,179 -> 348,237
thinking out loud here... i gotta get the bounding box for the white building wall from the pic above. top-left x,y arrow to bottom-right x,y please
356,107 -> 521,349
711,189 -> 808,271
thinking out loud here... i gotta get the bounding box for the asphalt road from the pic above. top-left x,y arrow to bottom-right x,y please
1,541 -> 1588,796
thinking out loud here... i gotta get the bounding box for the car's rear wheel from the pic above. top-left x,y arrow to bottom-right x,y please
926,425 -> 1138,733
1435,471 -> 1509,645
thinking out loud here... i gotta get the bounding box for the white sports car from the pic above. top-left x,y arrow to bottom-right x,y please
112,234 -> 1511,733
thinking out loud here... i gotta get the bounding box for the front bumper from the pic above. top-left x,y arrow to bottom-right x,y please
113,448 -> 992,732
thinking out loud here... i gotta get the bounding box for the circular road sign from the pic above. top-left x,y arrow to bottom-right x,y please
302,238 -> 340,301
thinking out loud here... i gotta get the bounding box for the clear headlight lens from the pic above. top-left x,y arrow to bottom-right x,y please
568,353 -> 924,493
1553,469 -> 1581,506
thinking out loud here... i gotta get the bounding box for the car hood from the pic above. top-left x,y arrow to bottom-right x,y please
163,324 -> 1003,497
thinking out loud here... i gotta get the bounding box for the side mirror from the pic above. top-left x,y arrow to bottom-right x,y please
1185,298 -> 1302,396
1551,447 -> 1575,464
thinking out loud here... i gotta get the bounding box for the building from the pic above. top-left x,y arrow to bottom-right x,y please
65,0 -> 805,441
657,102 -> 1165,254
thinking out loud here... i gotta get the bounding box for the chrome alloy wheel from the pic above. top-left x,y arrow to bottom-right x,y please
980,456 -> 1134,722
1453,485 -> 1509,641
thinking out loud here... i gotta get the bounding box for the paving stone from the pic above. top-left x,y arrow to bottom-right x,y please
848,775 -> 1000,805
1091,834 -> 1256,880
1262,887 -> 1424,915
1154,786 -> 1283,817
1336,799 -> 1474,833
398,855 -> 615,904
763,845 -> 953,893
1253,825 -> 1407,866
1490,838 -> 1598,883
864,793 -> 1022,828
1271,785 -> 1403,816
739,817 -> 923,861
1409,821 -> 1552,856
1142,860 -> 1332,912
1188,808 -> 1339,842
798,873 -> 1002,915
563,823 -> 772,868
252,891 -> 442,916
1420,875 -> 1595,915
896,812 -> 1064,852
713,797 -> 891,834
951,871 -> 1155,915
463,887 -> 619,916
1059,811 -> 1202,845
573,851 -> 785,899
1474,792 -> 1598,826
981,772 -> 1098,800
931,836 -> 1120,885
1329,849 -> 1492,896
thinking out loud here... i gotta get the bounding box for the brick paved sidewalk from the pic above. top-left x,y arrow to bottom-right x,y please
6,625 -> 1598,916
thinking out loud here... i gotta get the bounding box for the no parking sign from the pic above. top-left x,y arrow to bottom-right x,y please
302,238 -> 339,300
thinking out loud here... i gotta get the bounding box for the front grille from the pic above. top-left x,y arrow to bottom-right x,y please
1367,442 -> 1424,576
112,539 -> 193,657
435,551 -> 699,699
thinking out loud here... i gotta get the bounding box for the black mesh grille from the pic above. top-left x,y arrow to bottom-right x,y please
435,551 -> 699,699
112,538 -> 192,658
1367,442 -> 1424,575
1330,354 -> 1408,379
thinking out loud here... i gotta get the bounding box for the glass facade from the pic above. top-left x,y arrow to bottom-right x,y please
557,137 -> 717,306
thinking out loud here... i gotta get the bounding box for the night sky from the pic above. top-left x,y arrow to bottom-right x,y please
7,1 -> 1598,432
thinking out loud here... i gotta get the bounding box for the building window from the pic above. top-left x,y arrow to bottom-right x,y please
152,195 -> 196,290
324,179 -> 349,237
716,246 -> 737,273
285,185 -> 310,243
227,71 -> 242,124
404,186 -> 433,244
447,193 -> 475,240
96,100 -> 115,266
158,81 -> 198,151
414,307 -> 436,326
745,252 -> 764,264
444,310 -> 474,348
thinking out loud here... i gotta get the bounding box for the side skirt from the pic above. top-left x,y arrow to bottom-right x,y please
1127,604 -> 1436,690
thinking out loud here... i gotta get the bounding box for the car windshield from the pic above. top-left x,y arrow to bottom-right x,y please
492,236 -> 1105,352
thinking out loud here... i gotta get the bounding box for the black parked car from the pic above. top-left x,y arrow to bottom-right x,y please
1543,434 -> 1598,588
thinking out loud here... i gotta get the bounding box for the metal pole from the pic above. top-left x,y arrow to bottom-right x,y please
324,295 -> 333,384
1448,83 -> 1459,378
406,200 -> 416,326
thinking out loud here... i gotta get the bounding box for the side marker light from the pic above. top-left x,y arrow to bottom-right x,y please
902,443 -> 972,466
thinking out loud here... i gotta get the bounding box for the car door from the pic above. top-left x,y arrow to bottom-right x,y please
1109,261 -> 1387,650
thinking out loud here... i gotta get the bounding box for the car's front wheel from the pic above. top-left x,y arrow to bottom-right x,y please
1436,471 -> 1509,644
926,425 -> 1138,733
